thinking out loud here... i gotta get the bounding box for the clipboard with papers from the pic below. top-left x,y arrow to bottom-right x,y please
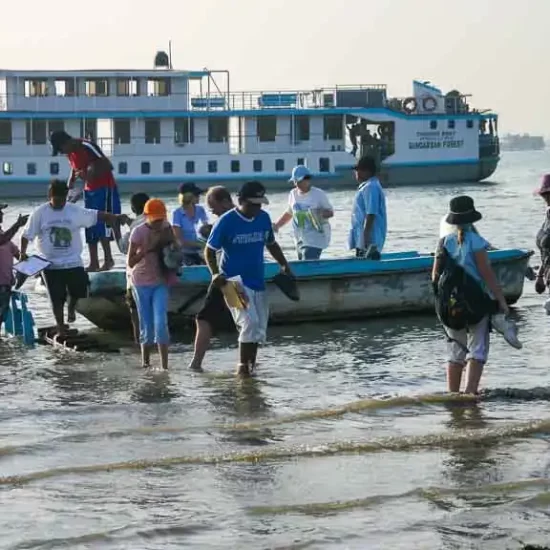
13,255 -> 52,278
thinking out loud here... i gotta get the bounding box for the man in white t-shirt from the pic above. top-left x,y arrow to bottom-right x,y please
20,179 -> 128,338
273,165 -> 334,260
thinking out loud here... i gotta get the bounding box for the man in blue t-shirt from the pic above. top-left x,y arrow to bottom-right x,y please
348,155 -> 387,259
206,181 -> 292,376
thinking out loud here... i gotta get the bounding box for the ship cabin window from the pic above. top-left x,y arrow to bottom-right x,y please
297,157 -> 305,166
257,116 -> 277,142
447,120 -> 455,129
54,79 -> 77,97
50,162 -> 59,175
275,159 -> 285,172
163,161 -> 173,174
323,115 -> 344,140
141,161 -> 151,175
85,79 -> 109,97
145,119 -> 161,144
253,159 -> 262,172
231,160 -> 240,173
2,162 -> 13,176
25,120 -> 47,145
208,117 -> 229,143
467,120 -> 474,129
80,119 -> 97,141
174,118 -> 194,144
429,121 -> 438,130
27,163 -> 37,175
118,162 -> 128,175
114,119 -> 131,144
295,115 -> 310,142
24,79 -> 48,98
147,78 -> 171,97
208,160 -> 218,173
319,157 -> 330,172
116,78 -> 139,97
48,120 -> 64,135
0,121 -> 12,145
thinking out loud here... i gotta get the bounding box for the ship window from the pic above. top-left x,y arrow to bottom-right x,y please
295,115 -> 310,141
174,118 -> 194,144
185,160 -> 195,174
85,79 -> 109,97
208,117 -> 228,143
323,115 -> 344,140
118,162 -> 128,175
231,160 -> 240,173
48,120 -> 64,136
257,116 -> 277,142
80,119 -> 97,141
54,78 -> 76,97
116,78 -> 138,97
147,78 -> 171,97
430,120 -> 437,130
467,120 -> 474,129
208,160 -> 218,173
253,159 -> 262,172
114,119 -> 131,144
145,119 -> 161,144
447,120 -> 455,129
50,162 -> 59,175
26,120 -> 47,145
2,162 -> 13,175
141,161 -> 150,175
275,159 -> 285,172
297,157 -> 305,166
319,157 -> 330,172
24,79 -> 48,97
27,162 -> 37,175
163,161 -> 173,174
0,120 -> 12,145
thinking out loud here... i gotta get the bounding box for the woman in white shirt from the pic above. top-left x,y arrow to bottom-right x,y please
273,165 -> 334,260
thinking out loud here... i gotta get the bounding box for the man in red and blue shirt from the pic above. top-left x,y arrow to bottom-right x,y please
50,130 -> 121,272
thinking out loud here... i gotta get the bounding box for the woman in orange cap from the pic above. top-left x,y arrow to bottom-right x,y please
127,198 -> 175,369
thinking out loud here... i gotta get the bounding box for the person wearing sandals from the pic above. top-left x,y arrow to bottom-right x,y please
432,195 -> 521,395
533,175 -> 550,313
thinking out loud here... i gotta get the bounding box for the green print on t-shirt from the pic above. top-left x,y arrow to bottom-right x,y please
49,227 -> 72,248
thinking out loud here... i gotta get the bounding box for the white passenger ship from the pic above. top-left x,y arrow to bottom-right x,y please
0,52 -> 500,197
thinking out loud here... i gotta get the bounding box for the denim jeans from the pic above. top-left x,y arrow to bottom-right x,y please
132,284 -> 170,345
297,246 -> 323,261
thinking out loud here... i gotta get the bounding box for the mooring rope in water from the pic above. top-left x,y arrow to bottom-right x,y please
1,417 -> 549,487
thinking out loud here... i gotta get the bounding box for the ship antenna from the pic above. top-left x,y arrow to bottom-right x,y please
168,40 -> 173,69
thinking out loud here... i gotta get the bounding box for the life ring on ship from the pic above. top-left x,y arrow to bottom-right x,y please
422,95 -> 437,112
403,97 -> 417,114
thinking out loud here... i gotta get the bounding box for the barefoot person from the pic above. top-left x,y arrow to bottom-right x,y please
49,130 -> 121,272
205,181 -> 292,376
20,179 -> 128,338
188,186 -> 235,371
127,199 -> 174,370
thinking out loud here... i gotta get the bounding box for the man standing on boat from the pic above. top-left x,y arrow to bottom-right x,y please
188,186 -> 236,371
348,155 -> 387,259
49,130 -> 121,272
205,181 -> 292,377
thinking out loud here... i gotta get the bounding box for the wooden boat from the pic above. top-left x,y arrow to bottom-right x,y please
76,249 -> 534,333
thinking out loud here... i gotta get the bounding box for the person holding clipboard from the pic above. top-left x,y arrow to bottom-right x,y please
20,179 -> 129,339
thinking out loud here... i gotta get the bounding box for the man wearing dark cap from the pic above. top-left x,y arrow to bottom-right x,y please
205,181 -> 292,376
49,130 -> 121,272
20,179 -> 128,338
348,155 -> 387,259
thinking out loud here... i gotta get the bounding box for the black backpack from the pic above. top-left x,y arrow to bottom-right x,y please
434,239 -> 498,330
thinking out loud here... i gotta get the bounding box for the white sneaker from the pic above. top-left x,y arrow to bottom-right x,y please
491,314 -> 523,350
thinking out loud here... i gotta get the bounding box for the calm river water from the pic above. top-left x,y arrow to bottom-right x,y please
1,152 -> 550,549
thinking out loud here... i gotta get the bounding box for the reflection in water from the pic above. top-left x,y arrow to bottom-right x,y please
131,370 -> 180,403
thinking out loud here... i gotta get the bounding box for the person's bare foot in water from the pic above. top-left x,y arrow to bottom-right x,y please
99,259 -> 115,272
86,263 -> 100,273
67,307 -> 76,323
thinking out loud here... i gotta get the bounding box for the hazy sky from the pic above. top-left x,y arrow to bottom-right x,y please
3,0 -> 548,134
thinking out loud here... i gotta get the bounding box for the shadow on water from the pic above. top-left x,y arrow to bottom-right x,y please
131,370 -> 180,403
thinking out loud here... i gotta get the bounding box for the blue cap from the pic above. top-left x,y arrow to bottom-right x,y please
289,165 -> 312,184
